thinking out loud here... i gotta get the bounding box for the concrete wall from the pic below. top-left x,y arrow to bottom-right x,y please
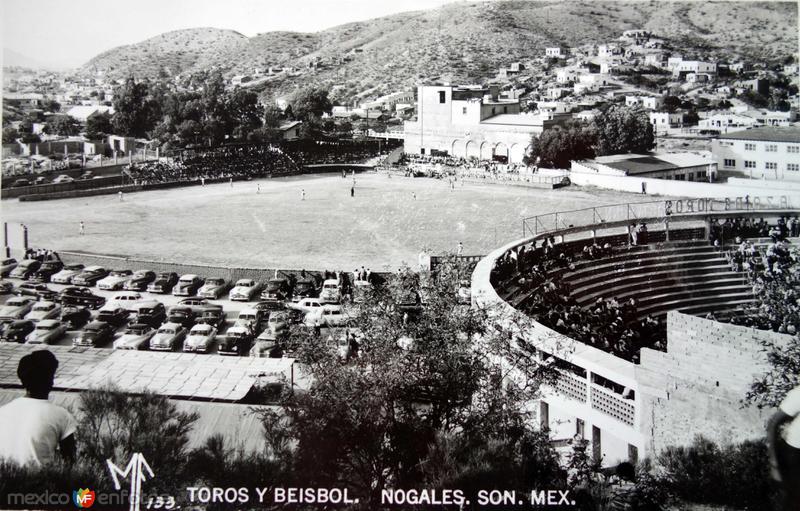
569,165 -> 800,202
636,312 -> 780,453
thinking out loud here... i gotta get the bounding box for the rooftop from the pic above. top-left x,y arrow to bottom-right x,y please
592,152 -> 711,176
718,126 -> 800,143
480,113 -> 545,127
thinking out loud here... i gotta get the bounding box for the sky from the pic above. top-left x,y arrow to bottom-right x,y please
1,0 -> 459,70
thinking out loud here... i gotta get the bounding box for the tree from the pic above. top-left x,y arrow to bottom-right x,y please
112,77 -> 160,138
47,116 -> 81,136
524,122 -> 595,169
592,105 -> 655,156
44,100 -> 61,113
259,259 -> 559,507
290,86 -> 332,121
225,89 -> 264,142
2,127 -> 19,144
20,132 -> 41,144
85,112 -> 113,140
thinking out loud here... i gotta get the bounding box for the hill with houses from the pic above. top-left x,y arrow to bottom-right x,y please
70,1 -> 800,104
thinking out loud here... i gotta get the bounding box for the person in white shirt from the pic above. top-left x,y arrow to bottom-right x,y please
768,384 -> 800,510
0,350 -> 77,467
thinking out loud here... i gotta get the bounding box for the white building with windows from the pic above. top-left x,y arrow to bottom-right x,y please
712,126 -> 800,181
403,84 -> 569,163
649,112 -> 685,134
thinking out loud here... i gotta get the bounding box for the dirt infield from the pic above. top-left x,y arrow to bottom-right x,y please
3,172 -> 658,271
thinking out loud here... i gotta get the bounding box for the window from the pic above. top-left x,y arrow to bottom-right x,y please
744,143 -> 756,151
788,163 -> 800,172
766,144 -> 778,152
744,160 -> 756,168
438,91 -> 446,104
765,162 -> 777,170
723,159 -> 736,168
788,145 -> 800,154
462,107 -> 467,114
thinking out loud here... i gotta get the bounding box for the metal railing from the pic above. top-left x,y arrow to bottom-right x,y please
522,195 -> 796,237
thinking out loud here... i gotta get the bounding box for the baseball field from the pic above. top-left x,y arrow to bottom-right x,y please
2,172 -> 655,271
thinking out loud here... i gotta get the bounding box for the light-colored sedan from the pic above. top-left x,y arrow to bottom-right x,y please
197,277 -> 231,299
305,305 -> 354,328
229,279 -> 263,301
100,291 -> 143,312
287,297 -> 324,314
0,296 -> 37,320
25,319 -> 67,344
52,174 -> 74,184
97,270 -> 134,291
183,324 -> 218,353
114,324 -> 156,350
51,263 -> 85,284
149,322 -> 187,351
24,301 -> 62,322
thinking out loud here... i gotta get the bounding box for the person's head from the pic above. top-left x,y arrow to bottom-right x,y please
18,350 -> 58,398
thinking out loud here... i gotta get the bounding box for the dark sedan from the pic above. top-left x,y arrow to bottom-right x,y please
123,270 -> 157,291
0,320 -> 35,343
28,261 -> 65,284
60,306 -> 92,329
60,286 -> 106,309
166,306 -> 195,329
15,282 -> 59,301
147,272 -> 179,294
97,307 -> 129,328
71,266 -> 109,287
9,259 -> 41,280
73,321 -> 115,347
195,306 -> 226,330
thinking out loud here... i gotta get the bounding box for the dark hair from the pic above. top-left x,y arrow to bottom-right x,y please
17,350 -> 59,391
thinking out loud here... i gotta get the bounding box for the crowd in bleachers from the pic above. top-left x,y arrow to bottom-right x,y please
492,236 -> 665,362
282,140 -> 398,167
397,153 -> 533,181
125,145 -> 298,184
709,216 -> 799,246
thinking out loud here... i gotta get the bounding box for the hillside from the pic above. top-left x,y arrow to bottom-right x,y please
79,1 -> 797,101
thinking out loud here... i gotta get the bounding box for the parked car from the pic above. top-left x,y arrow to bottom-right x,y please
15,282 -> 59,301
51,263 -> 85,284
33,176 -> 48,185
114,323 -> 156,350
166,305 -> 195,329
101,291 -> 143,312
177,297 -> 213,314
73,321 -> 115,347
147,272 -> 179,294
183,323 -> 218,353
234,307 -> 266,335
60,306 -> 92,329
229,279 -> 263,301
79,171 -> 94,180
172,275 -> 204,296
267,311 -> 292,334
292,277 -> 321,301
123,270 -> 157,291
250,329 -> 287,358
11,178 -> 30,187
253,300 -> 285,313
26,319 -> 67,344
0,296 -> 37,319
1,319 -> 35,343
195,306 -> 226,330
260,278 -> 292,302
0,258 -> 19,277
218,326 -> 253,356
71,266 -> 109,286
60,286 -> 106,309
287,297 -> 324,314
197,277 -> 231,299
9,259 -> 42,279
96,307 -> 129,328
320,279 -> 341,304
131,300 -> 167,328
97,269 -> 134,291
0,280 -> 13,294
28,260 -> 65,283
24,301 -> 62,322
52,174 -> 74,184
305,305 -> 354,328
149,322 -> 187,351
